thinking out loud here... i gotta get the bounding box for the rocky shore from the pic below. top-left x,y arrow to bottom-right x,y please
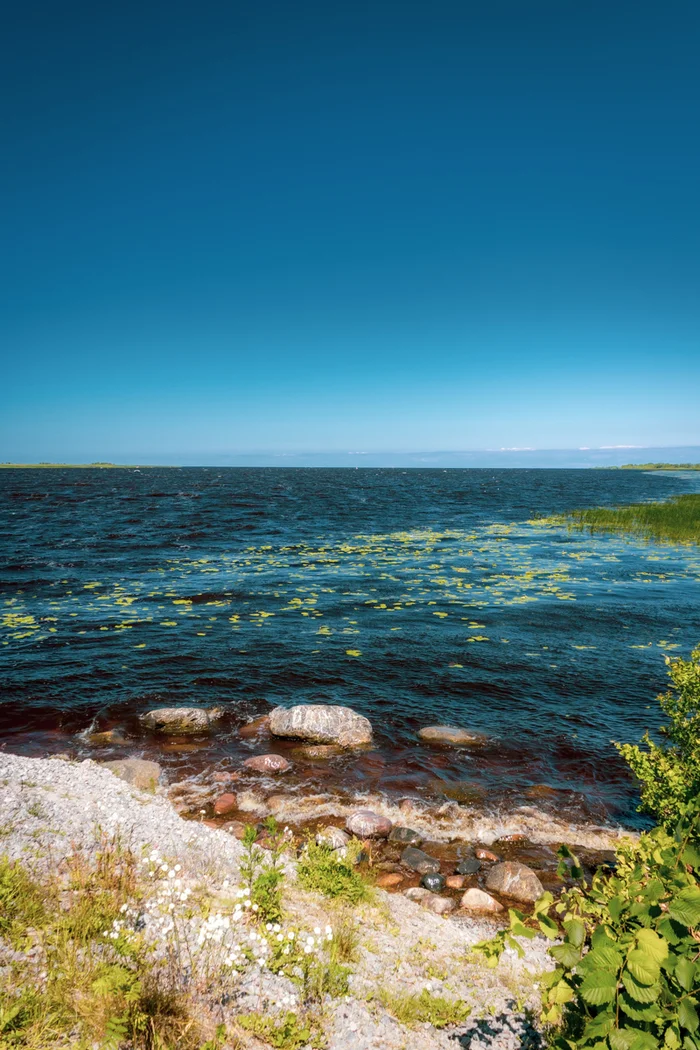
0,704 -> 637,1048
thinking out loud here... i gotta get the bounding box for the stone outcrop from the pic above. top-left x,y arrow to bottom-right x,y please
417,725 -> 487,746
213,793 -> 237,816
316,826 -> 350,850
139,707 -> 223,734
485,861 -> 544,903
269,704 -> 372,748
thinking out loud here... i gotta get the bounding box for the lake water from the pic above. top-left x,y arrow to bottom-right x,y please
2,467 -> 700,834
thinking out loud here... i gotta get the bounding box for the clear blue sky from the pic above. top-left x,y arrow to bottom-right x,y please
2,1 -> 699,463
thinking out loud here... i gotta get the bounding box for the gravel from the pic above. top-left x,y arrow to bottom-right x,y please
0,751 -> 552,1049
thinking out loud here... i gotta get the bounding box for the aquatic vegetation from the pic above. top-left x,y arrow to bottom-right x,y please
566,494 -> 700,546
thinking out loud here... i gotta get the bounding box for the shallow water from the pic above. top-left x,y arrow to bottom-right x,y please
2,467 -> 700,832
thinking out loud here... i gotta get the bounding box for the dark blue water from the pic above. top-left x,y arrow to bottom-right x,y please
2,467 -> 699,829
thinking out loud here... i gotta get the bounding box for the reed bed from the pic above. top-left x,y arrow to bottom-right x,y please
568,493 -> 700,545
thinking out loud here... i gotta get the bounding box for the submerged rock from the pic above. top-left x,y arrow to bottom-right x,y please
242,754 -> 291,773
238,715 -> 271,738
139,707 -> 223,735
289,743 -> 345,760
346,809 -> 392,837
460,887 -> 504,914
213,793 -> 238,816
485,861 -> 544,903
269,704 -> 373,748
388,826 -> 423,845
102,758 -> 161,791
401,846 -> 441,874
456,857 -> 481,875
418,725 -> 487,747
88,728 -> 129,746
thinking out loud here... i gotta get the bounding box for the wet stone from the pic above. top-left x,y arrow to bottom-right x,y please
475,847 -> 501,862
388,826 -> 423,845
445,874 -> 467,890
213,793 -> 237,816
346,810 -> 392,838
101,758 -> 161,791
400,846 -> 441,874
238,715 -> 271,739
456,857 -> 481,875
242,754 -> 291,773
426,894 -> 456,916
420,872 -> 446,893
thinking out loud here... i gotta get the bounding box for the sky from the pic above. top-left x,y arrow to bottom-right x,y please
1,1 -> 699,464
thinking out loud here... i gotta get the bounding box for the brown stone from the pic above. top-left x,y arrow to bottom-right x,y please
213,792 -> 238,816
222,820 -> 247,839
239,715 -> 271,738
475,847 -> 501,862
88,729 -> 129,746
460,887 -> 504,914
213,771 -> 240,783
445,875 -> 467,890
525,784 -> 560,801
485,861 -> 544,903
243,754 -> 291,773
376,873 -> 404,888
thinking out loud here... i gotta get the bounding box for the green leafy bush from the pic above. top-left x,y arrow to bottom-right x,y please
616,646 -> 700,829
376,988 -> 471,1028
297,841 -> 369,904
477,811 -> 700,1050
238,1011 -> 324,1049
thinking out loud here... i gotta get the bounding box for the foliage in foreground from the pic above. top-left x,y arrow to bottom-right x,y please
476,646 -> 700,1050
617,645 -> 700,830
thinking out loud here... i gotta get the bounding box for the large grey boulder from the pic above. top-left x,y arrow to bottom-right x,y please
139,707 -> 223,734
485,861 -> 544,903
418,725 -> 487,746
102,758 -> 161,791
269,704 -> 372,748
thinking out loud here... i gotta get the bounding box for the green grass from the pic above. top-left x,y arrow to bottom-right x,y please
297,841 -> 371,905
374,987 -> 471,1028
567,493 -> 700,546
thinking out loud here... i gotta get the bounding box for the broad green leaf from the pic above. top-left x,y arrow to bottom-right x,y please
627,949 -> 661,985
658,917 -> 685,945
564,918 -> 586,948
621,971 -> 662,1003
583,946 -> 624,973
636,928 -> 669,964
665,1026 -> 680,1049
592,925 -> 619,948
580,969 -> 618,1005
670,889 -> 700,928
679,1000 -> 699,1034
629,1033 -> 661,1050
676,958 -> 696,992
619,991 -> 660,1021
609,897 -> 624,922
681,844 -> 700,870
551,942 -> 583,968
609,1028 -> 640,1050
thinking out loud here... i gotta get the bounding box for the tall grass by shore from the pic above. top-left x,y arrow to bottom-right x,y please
568,492 -> 700,545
